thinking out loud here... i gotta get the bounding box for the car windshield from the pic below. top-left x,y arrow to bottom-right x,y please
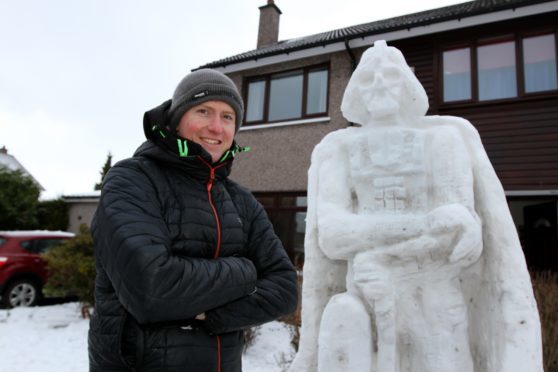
0,238 -> 5,247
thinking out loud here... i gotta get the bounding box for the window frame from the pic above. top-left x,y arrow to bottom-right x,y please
243,64 -> 330,126
253,191 -> 307,268
440,30 -> 558,106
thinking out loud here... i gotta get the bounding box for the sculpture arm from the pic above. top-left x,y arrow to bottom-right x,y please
314,145 -> 427,261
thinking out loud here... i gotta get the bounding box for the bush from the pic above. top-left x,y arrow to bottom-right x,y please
42,225 -> 95,314
36,198 -> 69,231
0,167 -> 40,230
532,270 -> 558,372
279,271 -> 302,351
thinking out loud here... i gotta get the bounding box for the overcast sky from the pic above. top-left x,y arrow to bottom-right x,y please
0,0 -> 466,200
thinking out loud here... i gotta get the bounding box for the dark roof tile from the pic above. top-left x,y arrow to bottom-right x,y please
199,0 -> 554,69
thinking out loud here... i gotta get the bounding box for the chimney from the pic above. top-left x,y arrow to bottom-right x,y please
257,0 -> 282,49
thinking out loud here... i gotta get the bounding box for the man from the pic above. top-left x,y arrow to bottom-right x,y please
89,69 -> 298,372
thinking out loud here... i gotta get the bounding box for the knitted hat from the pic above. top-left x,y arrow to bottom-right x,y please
168,69 -> 244,133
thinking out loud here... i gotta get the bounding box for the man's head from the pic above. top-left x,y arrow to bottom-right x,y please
341,40 -> 429,125
168,69 -> 244,162
169,69 -> 244,133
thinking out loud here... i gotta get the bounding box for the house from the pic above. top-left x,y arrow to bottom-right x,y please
0,146 -> 44,191
62,192 -> 101,234
198,0 -> 558,270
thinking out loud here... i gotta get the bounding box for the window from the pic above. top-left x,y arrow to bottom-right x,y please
307,69 -> 328,114
443,48 -> 472,102
253,192 -> 307,268
523,34 -> 558,93
478,41 -> 517,101
244,66 -> 329,125
269,71 -> 304,121
441,32 -> 558,103
245,80 -> 265,122
23,239 -> 64,253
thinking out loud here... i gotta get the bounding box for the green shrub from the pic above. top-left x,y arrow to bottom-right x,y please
0,166 -> 40,229
532,270 -> 558,372
36,198 -> 69,231
42,225 -> 95,312
279,272 -> 302,352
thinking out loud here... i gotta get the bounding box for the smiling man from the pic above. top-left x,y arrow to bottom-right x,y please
88,69 -> 298,372
176,100 -> 236,163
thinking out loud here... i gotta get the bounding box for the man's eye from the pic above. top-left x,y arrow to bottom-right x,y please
224,114 -> 235,121
197,109 -> 208,115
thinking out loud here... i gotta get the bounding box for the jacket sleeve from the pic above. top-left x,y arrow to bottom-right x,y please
92,161 -> 257,325
203,192 -> 298,334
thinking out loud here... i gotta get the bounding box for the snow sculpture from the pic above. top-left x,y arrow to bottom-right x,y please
289,40 -> 542,372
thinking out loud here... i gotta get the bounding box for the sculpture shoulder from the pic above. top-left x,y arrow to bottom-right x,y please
312,127 -> 358,160
423,115 -> 481,143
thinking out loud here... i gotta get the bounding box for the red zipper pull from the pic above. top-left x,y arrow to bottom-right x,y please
207,167 -> 215,192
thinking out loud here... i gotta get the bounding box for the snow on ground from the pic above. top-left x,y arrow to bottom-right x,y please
0,303 -> 296,372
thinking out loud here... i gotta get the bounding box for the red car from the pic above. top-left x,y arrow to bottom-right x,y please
0,231 -> 75,308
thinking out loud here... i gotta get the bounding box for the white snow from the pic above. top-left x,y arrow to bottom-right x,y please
0,303 -> 296,372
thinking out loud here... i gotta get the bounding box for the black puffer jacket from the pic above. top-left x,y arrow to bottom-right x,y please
88,101 -> 298,372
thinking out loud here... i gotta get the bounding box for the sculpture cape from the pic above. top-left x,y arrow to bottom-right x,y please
289,116 -> 542,372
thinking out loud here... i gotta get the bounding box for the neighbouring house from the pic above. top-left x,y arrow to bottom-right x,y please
0,146 -> 44,191
62,192 -> 100,234
196,0 -> 558,270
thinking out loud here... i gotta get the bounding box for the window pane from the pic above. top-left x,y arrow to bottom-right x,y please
296,196 -> 307,207
269,71 -> 303,121
246,80 -> 266,122
478,41 -> 517,101
33,239 -> 63,253
268,210 -> 306,268
294,211 -> 306,268
306,69 -> 328,114
256,195 -> 275,207
523,34 -> 558,93
443,48 -> 472,102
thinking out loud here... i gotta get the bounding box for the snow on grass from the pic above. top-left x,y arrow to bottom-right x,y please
0,303 -> 296,372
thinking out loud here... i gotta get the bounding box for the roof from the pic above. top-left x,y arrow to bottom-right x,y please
0,147 -> 44,190
199,0 -> 557,69
62,191 -> 101,203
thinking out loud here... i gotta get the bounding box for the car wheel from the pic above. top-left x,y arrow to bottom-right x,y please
2,280 -> 41,308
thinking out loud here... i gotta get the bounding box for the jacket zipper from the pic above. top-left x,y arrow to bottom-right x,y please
199,157 -> 228,258
216,335 -> 222,372
199,157 -> 228,372
206,166 -> 222,258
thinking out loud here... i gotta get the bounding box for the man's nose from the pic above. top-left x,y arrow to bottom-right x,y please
207,116 -> 223,133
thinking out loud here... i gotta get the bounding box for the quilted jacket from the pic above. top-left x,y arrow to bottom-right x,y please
88,101 -> 298,372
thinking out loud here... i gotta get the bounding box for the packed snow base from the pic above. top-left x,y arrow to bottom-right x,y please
0,303 -> 296,372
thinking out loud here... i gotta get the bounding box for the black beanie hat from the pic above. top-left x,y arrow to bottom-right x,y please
168,69 -> 244,133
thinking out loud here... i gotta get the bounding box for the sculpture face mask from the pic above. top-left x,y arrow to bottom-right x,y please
289,40 -> 542,372
341,41 -> 429,125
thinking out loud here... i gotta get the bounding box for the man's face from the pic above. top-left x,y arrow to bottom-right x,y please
176,100 -> 236,163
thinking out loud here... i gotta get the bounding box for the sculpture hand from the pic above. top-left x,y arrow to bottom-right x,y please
427,204 -> 482,265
